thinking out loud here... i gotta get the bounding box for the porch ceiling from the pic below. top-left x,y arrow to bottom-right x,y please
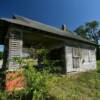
22,29 -> 65,49
0,20 -> 64,49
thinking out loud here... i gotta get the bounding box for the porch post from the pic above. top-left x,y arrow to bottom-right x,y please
3,27 -> 24,91
6,27 -> 23,70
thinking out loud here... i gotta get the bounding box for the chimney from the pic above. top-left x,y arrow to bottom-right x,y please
61,24 -> 67,31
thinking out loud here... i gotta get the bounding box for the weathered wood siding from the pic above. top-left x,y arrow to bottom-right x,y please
7,28 -> 23,70
65,46 -> 96,73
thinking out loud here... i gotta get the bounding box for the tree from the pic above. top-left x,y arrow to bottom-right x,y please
74,25 -> 87,38
85,21 -> 99,40
74,20 -> 100,43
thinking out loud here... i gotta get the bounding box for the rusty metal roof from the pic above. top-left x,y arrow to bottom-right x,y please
0,15 -> 97,45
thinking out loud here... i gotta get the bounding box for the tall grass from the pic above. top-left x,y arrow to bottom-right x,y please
0,61 -> 100,100
46,61 -> 100,100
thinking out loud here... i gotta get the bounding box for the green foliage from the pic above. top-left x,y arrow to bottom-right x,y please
0,55 -> 100,100
35,48 -> 61,73
23,65 -> 49,100
74,20 -> 100,42
0,65 -> 100,100
46,61 -> 100,100
46,71 -> 100,100
0,67 -> 50,100
74,25 -> 87,38
85,21 -> 99,31
12,57 -> 23,65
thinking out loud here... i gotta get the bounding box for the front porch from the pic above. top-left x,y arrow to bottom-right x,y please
2,25 -> 66,74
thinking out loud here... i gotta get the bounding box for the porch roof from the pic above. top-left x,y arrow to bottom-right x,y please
0,15 -> 97,46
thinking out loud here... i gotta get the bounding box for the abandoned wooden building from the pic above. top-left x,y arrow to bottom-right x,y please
0,15 -> 97,73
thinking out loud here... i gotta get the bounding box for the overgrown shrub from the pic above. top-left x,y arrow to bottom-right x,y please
23,65 -> 49,100
0,66 -> 51,100
0,47 -> 59,100
0,63 -> 100,100
35,48 -> 61,73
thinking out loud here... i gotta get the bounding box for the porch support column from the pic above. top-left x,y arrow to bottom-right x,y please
4,27 -> 25,91
6,27 -> 23,71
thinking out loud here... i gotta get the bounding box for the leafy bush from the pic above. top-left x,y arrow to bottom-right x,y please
0,50 -> 100,100
0,47 -> 60,100
35,48 -> 62,73
23,65 -> 49,100
0,66 -> 51,100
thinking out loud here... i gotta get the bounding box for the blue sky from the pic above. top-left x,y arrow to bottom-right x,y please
0,0 -> 100,51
